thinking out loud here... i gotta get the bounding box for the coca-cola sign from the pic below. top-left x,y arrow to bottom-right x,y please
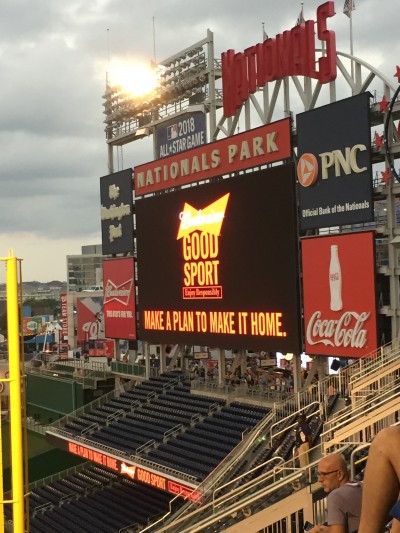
301,232 -> 377,358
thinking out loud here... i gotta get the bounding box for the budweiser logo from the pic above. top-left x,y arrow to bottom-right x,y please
177,194 -> 230,239
104,279 -> 133,305
306,310 -> 370,348
120,462 -> 136,479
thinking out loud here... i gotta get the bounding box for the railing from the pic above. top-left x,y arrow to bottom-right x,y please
321,383 -> 400,452
160,408 -> 277,527
164,424 -> 183,442
348,340 -> 400,385
269,401 -> 320,446
149,441 -> 357,533
111,361 -> 148,378
212,455 -> 285,502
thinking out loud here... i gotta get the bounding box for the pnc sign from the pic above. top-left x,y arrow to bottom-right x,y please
297,93 -> 373,230
221,1 -> 336,117
297,145 -> 368,187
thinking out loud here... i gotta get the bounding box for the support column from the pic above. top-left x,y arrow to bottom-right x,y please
160,344 -> 167,373
144,341 -> 151,378
218,349 -> 226,386
292,353 -> 302,394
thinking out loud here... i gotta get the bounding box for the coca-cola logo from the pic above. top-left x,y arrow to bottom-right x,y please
306,310 -> 371,348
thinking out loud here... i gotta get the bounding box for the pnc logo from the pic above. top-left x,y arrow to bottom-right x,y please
297,144 -> 368,188
297,153 -> 318,187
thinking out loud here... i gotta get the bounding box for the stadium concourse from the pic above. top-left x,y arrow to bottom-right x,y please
4,340 -> 400,532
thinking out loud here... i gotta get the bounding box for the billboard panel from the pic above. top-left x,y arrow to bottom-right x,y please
22,317 -> 45,336
134,118 -> 291,196
103,257 -> 137,340
297,93 -> 373,230
76,296 -> 105,342
136,165 -> 301,352
100,168 -> 134,255
155,112 -> 206,159
301,231 -> 377,358
60,292 -> 68,341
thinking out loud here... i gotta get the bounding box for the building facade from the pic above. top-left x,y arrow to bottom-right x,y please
66,245 -> 104,292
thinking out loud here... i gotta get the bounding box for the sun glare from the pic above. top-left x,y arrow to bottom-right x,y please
110,62 -> 159,98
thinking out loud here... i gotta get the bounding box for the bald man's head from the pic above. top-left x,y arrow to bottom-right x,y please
317,454 -> 350,493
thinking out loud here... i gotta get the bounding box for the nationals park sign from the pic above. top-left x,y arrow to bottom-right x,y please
134,118 -> 291,196
221,1 -> 337,117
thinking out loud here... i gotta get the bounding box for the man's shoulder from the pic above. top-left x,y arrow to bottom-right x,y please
329,482 -> 362,500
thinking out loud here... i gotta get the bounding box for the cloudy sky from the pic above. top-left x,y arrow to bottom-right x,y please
0,0 -> 398,283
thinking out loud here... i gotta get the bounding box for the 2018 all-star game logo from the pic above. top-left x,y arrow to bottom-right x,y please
177,193 -> 230,300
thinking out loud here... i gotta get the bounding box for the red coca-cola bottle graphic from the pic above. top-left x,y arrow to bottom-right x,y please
329,244 -> 343,311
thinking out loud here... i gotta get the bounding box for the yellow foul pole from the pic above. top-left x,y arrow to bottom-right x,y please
6,250 -> 25,532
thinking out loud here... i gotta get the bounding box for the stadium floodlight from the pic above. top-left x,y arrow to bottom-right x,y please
102,30 -> 222,148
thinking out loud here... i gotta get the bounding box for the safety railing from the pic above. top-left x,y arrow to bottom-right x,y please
321,384 -> 400,452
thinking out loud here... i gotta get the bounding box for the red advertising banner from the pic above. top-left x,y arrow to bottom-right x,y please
67,441 -> 200,501
134,118 -> 291,196
61,293 -> 68,341
302,231 -> 377,358
103,257 -> 136,340
76,296 -> 105,342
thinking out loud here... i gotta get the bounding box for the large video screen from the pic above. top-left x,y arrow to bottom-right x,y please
135,165 -> 301,352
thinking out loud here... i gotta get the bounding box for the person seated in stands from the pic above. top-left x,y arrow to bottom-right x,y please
309,453 -> 362,533
359,425 -> 400,532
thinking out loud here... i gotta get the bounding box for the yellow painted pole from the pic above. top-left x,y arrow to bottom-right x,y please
0,386 -> 4,533
6,250 -> 25,532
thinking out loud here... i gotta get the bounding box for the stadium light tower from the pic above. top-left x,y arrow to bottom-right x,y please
102,30 -> 222,173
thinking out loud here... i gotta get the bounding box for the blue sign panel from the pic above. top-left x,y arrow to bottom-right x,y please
156,112 -> 207,159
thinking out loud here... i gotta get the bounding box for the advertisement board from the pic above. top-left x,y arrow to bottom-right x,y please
103,257 -> 137,340
100,168 -> 134,255
60,292 -> 68,341
134,118 -> 291,196
76,296 -> 105,342
22,316 -> 45,336
155,112 -> 206,159
65,440 -> 200,499
301,231 -> 377,358
297,92 -> 373,230
136,165 -> 301,352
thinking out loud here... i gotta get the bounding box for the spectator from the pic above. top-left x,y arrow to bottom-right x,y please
359,425 -> 400,532
295,413 -> 312,468
390,501 -> 400,533
309,453 -> 362,533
